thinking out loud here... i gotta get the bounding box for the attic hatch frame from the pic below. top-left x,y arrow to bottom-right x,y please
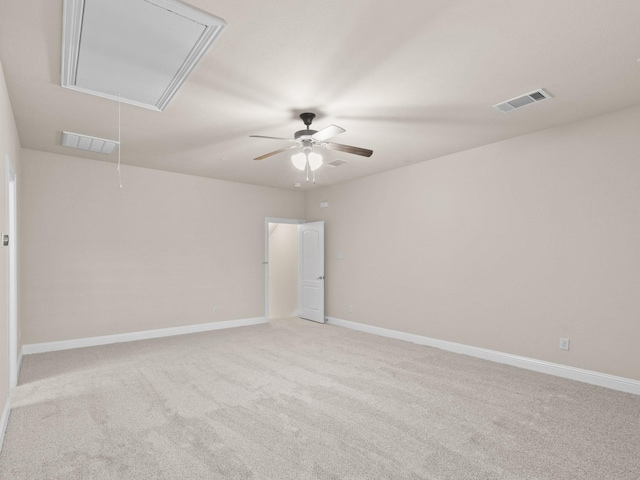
61,0 -> 226,111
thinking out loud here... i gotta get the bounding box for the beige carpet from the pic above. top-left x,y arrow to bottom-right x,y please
1,317 -> 639,479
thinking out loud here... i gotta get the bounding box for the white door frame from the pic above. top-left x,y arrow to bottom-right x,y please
5,155 -> 17,389
264,217 -> 305,320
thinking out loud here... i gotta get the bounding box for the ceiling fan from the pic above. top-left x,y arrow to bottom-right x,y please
250,112 -> 373,183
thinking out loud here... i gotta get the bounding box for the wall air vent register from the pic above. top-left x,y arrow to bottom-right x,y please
61,131 -> 120,154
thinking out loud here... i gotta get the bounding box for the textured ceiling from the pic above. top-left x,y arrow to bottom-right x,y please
1,0 -> 640,190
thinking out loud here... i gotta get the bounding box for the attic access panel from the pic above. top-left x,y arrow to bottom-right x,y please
61,0 -> 226,111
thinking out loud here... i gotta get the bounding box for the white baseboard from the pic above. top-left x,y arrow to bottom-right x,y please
326,317 -> 640,396
0,397 -> 10,455
22,317 -> 268,355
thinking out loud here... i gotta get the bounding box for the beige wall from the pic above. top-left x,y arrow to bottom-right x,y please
20,149 -> 305,344
306,105 -> 640,381
6,62 -> 640,388
0,60 -> 21,415
268,223 -> 298,319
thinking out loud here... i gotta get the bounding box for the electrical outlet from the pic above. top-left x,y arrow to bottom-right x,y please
214,306 -> 219,314
559,338 -> 570,351
348,304 -> 353,313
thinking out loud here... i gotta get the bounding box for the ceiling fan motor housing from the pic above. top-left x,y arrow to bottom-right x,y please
294,129 -> 317,139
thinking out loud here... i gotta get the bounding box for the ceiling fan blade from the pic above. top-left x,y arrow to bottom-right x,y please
254,145 -> 297,161
311,124 -> 345,142
249,135 -> 296,142
323,142 -> 373,157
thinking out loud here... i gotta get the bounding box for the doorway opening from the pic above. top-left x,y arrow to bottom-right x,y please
264,217 -> 325,324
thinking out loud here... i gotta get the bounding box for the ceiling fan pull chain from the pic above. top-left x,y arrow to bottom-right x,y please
306,159 -> 310,182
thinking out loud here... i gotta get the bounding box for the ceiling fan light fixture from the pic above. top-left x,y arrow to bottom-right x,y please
291,152 -> 307,171
291,151 -> 323,171
308,152 -> 323,171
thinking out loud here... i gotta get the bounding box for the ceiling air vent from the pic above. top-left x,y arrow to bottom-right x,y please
61,131 -> 119,154
61,0 -> 226,111
493,89 -> 552,113
327,159 -> 348,168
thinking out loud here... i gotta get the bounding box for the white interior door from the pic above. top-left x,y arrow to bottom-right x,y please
298,221 -> 324,323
